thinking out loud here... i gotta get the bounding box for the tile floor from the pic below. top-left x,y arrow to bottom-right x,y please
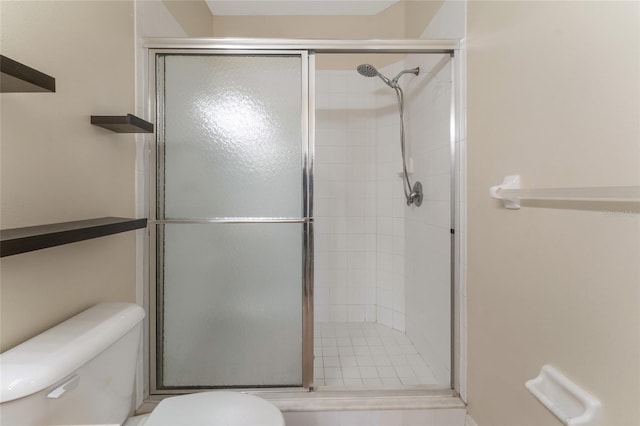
314,322 -> 439,387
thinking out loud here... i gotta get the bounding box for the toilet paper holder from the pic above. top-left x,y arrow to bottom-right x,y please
525,365 -> 602,426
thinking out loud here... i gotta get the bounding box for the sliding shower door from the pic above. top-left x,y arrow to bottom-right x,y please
153,53 -> 311,389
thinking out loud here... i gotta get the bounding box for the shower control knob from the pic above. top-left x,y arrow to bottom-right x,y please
410,182 -> 423,207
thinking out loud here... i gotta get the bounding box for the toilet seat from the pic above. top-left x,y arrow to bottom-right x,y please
141,391 -> 285,426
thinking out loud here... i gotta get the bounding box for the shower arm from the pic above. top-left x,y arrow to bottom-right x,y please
392,68 -> 420,87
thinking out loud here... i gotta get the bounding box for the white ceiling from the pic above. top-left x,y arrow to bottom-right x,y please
205,0 -> 399,16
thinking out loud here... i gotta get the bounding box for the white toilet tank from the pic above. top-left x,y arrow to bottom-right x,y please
0,303 -> 145,426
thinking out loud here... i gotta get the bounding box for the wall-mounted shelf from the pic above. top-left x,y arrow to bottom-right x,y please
91,114 -> 154,133
0,217 -> 147,258
1,55 -> 56,93
490,175 -> 640,209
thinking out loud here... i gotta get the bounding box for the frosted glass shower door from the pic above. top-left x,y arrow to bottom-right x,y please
155,54 -> 307,388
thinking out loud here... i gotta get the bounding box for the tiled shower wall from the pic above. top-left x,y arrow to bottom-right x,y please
403,54 -> 453,384
314,71 -> 378,323
314,59 -> 452,384
374,61 -> 409,332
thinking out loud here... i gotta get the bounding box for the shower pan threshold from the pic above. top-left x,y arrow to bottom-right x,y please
264,388 -> 464,412
139,389 -> 463,415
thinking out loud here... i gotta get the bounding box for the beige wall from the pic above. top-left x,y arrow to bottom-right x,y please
211,1 -> 406,70
212,2 -> 406,39
404,0 -> 444,38
162,0 -> 214,37
0,1 -> 137,351
466,1 -> 640,425
211,1 -> 442,70
210,0 -> 445,41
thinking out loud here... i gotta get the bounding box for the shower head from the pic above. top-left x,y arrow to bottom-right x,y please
356,64 -> 420,88
357,63 -> 394,87
356,64 -> 379,78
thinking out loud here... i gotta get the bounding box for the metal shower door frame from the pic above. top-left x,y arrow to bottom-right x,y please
148,49 -> 313,394
143,39 -> 461,398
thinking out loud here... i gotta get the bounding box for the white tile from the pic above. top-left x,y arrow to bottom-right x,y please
357,354 -> 376,366
313,321 -> 432,390
381,377 -> 402,385
330,306 -> 348,322
359,366 -> 379,379
380,337 -> 398,348
325,367 -> 342,379
390,355 -> 408,366
337,337 -> 352,347
348,306 -> 366,322
399,345 -> 417,355
378,307 -> 393,327
339,347 -> 356,357
284,411 -> 340,426
392,313 -> 405,332
342,367 -> 361,379
377,366 -> 397,378
340,356 -> 358,367
393,334 -> 412,346
335,327 -> 350,338
372,353 -> 392,366
406,354 -> 424,365
322,337 -> 337,347
352,336 -> 368,346
349,329 -> 365,338
366,336 -> 383,346
339,410 -> 372,426
394,365 -> 415,378
283,412 -> 325,426
372,410 -> 403,426
323,346 -> 339,357
324,356 -> 340,367
331,288 -> 348,305
435,409 -> 466,426
410,363 -> 434,378
354,346 -> 372,356
348,287 -> 367,304
370,346 -> 387,356
403,410 -> 436,426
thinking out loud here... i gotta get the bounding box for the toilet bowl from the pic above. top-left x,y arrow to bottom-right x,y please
0,303 -> 284,426
126,391 -> 284,426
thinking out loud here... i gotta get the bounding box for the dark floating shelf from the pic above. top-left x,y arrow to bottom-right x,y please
1,55 -> 56,93
0,217 -> 147,258
91,114 -> 154,133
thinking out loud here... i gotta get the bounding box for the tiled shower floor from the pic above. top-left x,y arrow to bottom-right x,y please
313,322 -> 439,387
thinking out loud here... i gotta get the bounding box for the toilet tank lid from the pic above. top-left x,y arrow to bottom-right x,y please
0,302 -> 145,403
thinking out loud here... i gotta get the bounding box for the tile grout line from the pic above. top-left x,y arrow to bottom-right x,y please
314,322 -> 439,387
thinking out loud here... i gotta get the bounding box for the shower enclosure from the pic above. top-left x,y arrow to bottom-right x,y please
146,40 -> 459,395
313,52 -> 453,388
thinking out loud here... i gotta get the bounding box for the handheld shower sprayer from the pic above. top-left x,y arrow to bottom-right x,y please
356,64 -> 419,89
356,64 -> 423,206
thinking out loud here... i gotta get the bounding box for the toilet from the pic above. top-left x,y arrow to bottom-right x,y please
0,303 -> 285,426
